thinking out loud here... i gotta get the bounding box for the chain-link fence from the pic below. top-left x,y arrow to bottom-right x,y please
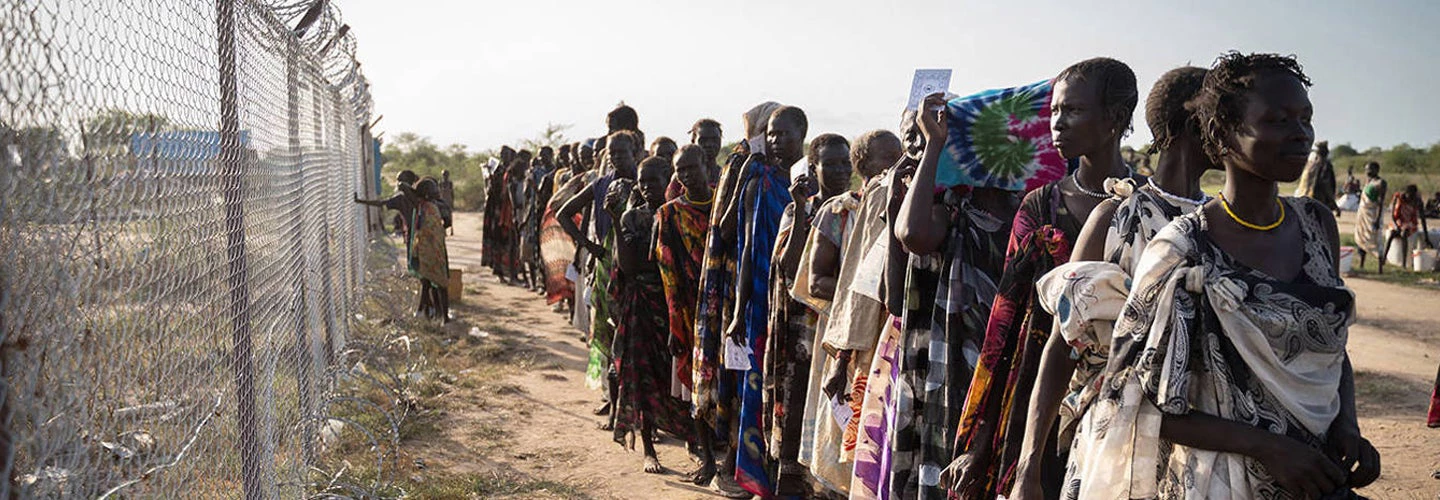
1,0 -> 376,497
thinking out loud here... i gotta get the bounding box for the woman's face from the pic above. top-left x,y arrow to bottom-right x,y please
674,150 -> 708,192
1050,77 -> 1114,159
638,162 -> 669,206
1222,71 -> 1314,183
608,139 -> 637,175
766,115 -> 804,165
815,144 -> 853,195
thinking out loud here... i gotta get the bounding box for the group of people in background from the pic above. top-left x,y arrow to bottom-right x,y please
458,52 -> 1401,499
355,171 -> 453,322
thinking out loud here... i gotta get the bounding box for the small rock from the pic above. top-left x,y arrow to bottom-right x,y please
319,419 -> 346,447
20,466 -> 69,487
100,441 -> 135,460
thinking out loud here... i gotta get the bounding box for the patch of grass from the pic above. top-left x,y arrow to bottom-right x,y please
469,422 -> 511,443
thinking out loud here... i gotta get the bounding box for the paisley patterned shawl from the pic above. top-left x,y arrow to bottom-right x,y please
1066,197 -> 1357,499
935,80 -> 1067,191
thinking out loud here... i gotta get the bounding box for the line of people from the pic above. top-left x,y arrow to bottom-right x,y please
477,52 -> 1381,499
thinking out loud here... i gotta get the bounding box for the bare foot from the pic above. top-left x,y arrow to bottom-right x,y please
642,455 -> 663,474
597,421 -> 613,431
683,463 -> 715,485
592,402 -> 610,416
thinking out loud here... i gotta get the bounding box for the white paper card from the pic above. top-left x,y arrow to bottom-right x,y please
747,134 -> 766,155
906,69 -> 953,110
830,395 -> 852,429
724,337 -> 752,371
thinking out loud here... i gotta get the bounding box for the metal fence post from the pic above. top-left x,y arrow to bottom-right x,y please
215,0 -> 263,498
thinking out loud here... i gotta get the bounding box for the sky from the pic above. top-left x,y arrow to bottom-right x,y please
339,0 -> 1440,153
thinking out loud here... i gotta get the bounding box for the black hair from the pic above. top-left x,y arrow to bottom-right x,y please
638,155 -> 672,177
851,129 -> 901,171
652,136 -> 677,149
770,106 -> 809,136
397,170 -> 419,185
1189,52 -> 1312,164
806,133 -> 850,166
607,103 -> 638,133
1145,66 -> 1207,152
1056,57 -> 1139,138
607,130 -> 641,151
690,118 -> 722,136
415,177 -> 439,200
540,146 -> 554,154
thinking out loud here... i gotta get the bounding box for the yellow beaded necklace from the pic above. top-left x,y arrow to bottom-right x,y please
1217,193 -> 1284,231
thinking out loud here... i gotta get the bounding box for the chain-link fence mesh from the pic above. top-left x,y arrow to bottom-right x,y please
1,0 -> 375,497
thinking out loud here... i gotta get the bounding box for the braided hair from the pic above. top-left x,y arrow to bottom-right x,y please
1145,66 -> 1207,152
1188,52 -> 1312,164
1056,57 -> 1139,138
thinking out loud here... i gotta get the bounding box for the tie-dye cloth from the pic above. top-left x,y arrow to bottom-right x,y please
935,80 -> 1066,191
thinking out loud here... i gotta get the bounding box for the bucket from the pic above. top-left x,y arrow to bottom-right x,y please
447,268 -> 463,302
1338,246 -> 1356,274
1413,249 -> 1439,272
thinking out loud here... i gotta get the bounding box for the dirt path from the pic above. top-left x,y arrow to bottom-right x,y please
407,211 -> 1438,499
406,212 -> 714,499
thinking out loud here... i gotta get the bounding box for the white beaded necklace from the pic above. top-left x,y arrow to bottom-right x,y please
1146,178 -> 1211,206
1070,166 -> 1133,199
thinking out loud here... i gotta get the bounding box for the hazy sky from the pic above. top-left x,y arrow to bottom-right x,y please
340,0 -> 1439,153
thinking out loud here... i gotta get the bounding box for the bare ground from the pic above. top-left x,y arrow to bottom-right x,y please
392,212 -> 1438,499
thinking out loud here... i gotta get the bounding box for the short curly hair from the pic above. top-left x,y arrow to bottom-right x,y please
850,129 -> 901,176
607,130 -> 641,152
690,118 -> 722,136
1056,57 -> 1138,138
806,133 -> 850,166
1145,66 -> 1207,152
1188,52 -> 1312,164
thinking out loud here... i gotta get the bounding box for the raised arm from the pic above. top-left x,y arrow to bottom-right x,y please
895,93 -> 953,255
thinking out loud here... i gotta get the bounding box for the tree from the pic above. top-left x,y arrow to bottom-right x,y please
82,108 -> 171,154
519,122 -> 572,151
1332,143 -> 1358,158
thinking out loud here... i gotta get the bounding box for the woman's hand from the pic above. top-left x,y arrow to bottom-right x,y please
1255,433 -> 1347,499
791,173 -> 813,206
918,92 -> 949,143
1327,421 -> 1381,488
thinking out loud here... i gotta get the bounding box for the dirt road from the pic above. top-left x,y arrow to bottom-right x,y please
402,212 -> 1438,499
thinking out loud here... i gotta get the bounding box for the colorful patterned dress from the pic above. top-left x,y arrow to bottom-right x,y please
887,188 -> 1013,500
948,181 -> 1079,499
764,200 -> 816,496
408,200 -> 450,286
612,206 -> 695,448
585,174 -> 618,390
732,160 -> 791,497
801,179 -> 885,495
654,194 -> 712,398
1065,198 -> 1360,499
693,156 -> 745,447
540,170 -> 594,305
